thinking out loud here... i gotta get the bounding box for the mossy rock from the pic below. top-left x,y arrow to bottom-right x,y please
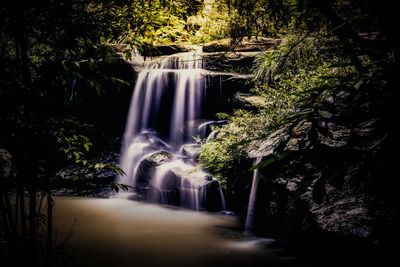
233,92 -> 267,110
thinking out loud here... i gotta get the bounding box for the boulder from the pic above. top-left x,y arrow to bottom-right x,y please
135,152 -> 223,210
233,92 -> 267,111
134,150 -> 173,198
182,144 -> 200,158
136,150 -> 173,183
136,150 -> 212,185
144,150 -> 172,166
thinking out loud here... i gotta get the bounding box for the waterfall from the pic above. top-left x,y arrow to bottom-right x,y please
245,157 -> 262,232
169,69 -> 203,145
218,181 -> 227,211
117,48 -> 226,211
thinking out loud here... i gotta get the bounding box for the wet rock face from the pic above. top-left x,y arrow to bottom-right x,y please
300,181 -> 373,237
246,117 -> 377,238
264,171 -> 374,239
135,150 -> 173,196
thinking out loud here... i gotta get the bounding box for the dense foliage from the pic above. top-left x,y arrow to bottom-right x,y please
0,1 -> 212,265
197,0 -> 399,234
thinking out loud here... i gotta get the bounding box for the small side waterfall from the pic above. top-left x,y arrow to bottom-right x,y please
117,48 -> 225,211
245,157 -> 262,232
218,182 -> 227,211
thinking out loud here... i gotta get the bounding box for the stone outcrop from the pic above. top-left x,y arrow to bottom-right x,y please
202,37 -> 280,74
301,182 -> 372,237
202,52 -> 259,74
272,174 -> 373,238
203,37 -> 280,53
245,118 -> 376,238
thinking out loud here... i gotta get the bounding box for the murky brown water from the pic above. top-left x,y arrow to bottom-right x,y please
52,197 -> 296,267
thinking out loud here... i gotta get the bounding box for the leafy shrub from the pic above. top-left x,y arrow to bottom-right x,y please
197,32 -> 357,185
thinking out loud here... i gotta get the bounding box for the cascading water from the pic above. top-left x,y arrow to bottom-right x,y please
117,48 -> 225,211
218,181 -> 227,212
245,157 -> 262,232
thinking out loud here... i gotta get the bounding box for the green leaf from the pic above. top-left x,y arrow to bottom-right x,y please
111,77 -> 130,86
106,165 -> 126,175
109,182 -> 132,193
249,151 -> 290,171
249,157 -> 276,171
95,83 -> 102,96
73,151 -> 81,160
318,110 -> 332,119
94,163 -> 107,169
83,143 -> 91,152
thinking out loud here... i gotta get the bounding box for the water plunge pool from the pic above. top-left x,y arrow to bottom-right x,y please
52,197 -> 297,267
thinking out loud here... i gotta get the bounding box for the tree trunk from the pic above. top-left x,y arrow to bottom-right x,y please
46,193 -> 53,257
4,190 -> 18,255
19,187 -> 28,263
0,191 -> 12,257
29,188 -> 37,266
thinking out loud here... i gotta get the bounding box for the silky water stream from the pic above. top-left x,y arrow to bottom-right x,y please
52,50 -> 299,267
117,49 -> 220,210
